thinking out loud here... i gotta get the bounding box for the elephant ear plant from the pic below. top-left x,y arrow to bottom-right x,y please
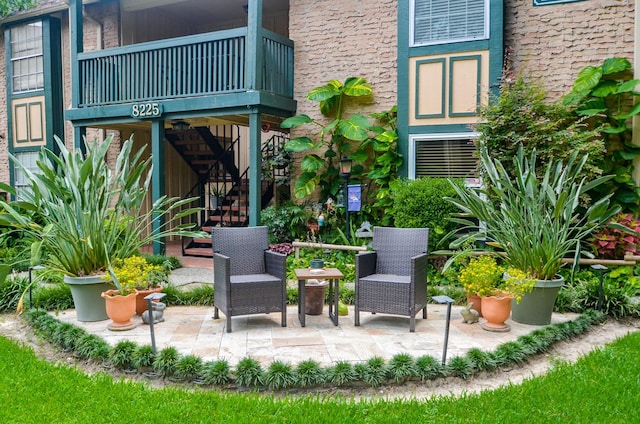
444,145 -> 621,281
0,134 -> 205,281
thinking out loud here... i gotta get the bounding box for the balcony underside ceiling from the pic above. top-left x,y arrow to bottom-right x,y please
83,113 -> 289,133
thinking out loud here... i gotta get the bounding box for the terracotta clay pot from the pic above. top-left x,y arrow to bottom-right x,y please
101,290 -> 138,331
480,293 -> 513,332
466,293 -> 483,317
135,286 -> 163,316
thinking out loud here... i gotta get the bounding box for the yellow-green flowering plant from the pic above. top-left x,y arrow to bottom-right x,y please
458,256 -> 504,297
102,256 -> 165,296
500,268 -> 536,303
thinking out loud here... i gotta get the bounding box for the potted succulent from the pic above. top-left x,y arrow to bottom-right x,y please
0,134 -> 205,322
445,144 -> 620,325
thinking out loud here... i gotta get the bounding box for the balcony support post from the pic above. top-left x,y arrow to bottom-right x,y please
151,120 -> 166,255
246,0 -> 263,90
248,112 -> 262,226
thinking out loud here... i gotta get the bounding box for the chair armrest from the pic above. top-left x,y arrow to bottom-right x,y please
213,252 -> 231,284
410,253 -> 429,286
265,250 -> 287,281
356,251 -> 377,279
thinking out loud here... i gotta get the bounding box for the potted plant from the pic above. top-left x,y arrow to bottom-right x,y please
0,134 -> 205,322
458,255 -> 504,317
101,259 -> 140,331
445,145 -> 621,325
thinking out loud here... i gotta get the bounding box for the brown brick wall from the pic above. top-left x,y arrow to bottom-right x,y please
288,0 -> 398,125
504,0 -> 635,98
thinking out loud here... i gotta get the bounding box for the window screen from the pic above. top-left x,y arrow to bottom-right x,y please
10,21 -> 44,93
415,138 -> 478,178
413,0 -> 487,45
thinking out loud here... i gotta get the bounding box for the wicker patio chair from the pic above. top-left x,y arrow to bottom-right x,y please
354,227 -> 429,332
212,226 -> 287,333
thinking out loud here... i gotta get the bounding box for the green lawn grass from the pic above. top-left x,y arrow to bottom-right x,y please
1,333 -> 639,423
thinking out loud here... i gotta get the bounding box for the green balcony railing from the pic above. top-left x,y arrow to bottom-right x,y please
78,28 -> 294,107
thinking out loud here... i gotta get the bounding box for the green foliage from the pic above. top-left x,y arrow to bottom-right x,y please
264,360 -> 296,390
391,177 -> 464,250
0,134 -> 204,279
359,356 -> 389,388
555,267 -> 639,318
75,333 -> 110,362
445,356 -> 474,380
153,346 -> 181,377
414,355 -> 444,381
326,361 -> 357,386
110,340 -> 137,370
234,357 -> 264,388
161,284 -> 214,306
260,201 -> 311,243
564,57 -> 640,213
476,74 -> 603,183
387,353 -> 416,383
0,0 -> 39,18
174,354 -> 204,381
0,274 -> 28,312
3,317 -> 640,423
295,359 -> 325,388
200,359 -> 231,386
446,146 -> 620,280
131,345 -> 155,369
282,77 -> 401,224
142,254 -> 181,271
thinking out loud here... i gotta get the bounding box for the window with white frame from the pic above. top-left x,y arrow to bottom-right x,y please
10,21 -> 44,93
13,151 -> 39,200
411,134 -> 478,179
412,0 -> 488,46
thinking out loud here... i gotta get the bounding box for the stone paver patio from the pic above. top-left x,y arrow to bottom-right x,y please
55,275 -> 579,367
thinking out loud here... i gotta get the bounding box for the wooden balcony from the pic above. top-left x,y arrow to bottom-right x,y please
68,27 -> 294,121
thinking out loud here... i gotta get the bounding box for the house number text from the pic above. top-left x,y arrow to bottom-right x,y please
130,102 -> 163,118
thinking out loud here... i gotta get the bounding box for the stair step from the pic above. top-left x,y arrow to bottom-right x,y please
193,237 -> 212,245
209,215 -> 247,223
183,247 -> 214,258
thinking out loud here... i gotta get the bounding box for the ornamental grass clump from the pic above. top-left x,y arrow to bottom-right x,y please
445,145 -> 620,281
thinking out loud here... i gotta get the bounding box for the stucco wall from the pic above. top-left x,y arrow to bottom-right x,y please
504,0 -> 635,98
288,0 -> 398,122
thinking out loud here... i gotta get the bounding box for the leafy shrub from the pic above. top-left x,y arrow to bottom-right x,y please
110,340 -> 138,370
174,354 -> 204,381
0,275 -> 28,312
261,202 -> 312,243
200,359 -> 231,386
476,72 -> 603,184
391,177 -> 464,250
264,360 -> 296,390
153,346 -> 181,377
131,345 -> 155,369
592,213 -> 640,259
295,359 -> 325,388
234,357 -> 264,388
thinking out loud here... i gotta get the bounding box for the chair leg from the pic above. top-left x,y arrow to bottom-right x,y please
354,305 -> 360,326
409,316 -> 415,332
214,307 -> 219,319
281,310 -> 286,327
226,315 -> 232,333
422,306 -> 427,319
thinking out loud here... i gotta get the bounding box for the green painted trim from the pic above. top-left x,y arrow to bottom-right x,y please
73,126 -> 85,152
409,40 -> 491,57
246,0 -> 263,90
65,91 -> 296,124
70,0 -> 82,109
151,120 -> 166,255
397,0 -> 410,178
448,54 -> 482,118
487,0 -> 504,96
42,16 -> 64,145
248,112 -> 261,226
415,58 -> 445,119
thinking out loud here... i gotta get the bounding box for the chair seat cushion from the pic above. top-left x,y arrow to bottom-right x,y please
359,274 -> 410,284
231,274 -> 281,284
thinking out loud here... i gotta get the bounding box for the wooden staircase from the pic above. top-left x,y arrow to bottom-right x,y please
168,128 -> 289,258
